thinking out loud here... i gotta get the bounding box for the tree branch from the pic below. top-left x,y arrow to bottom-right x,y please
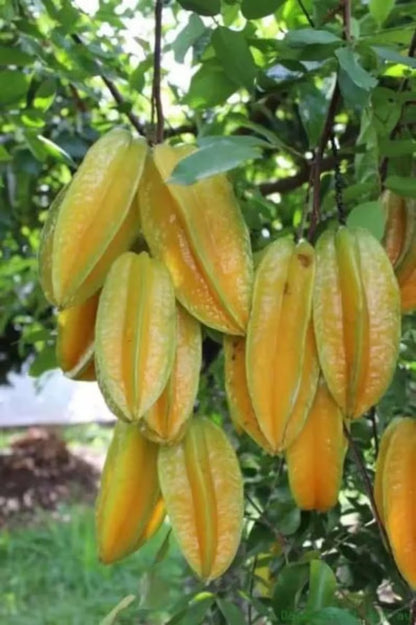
259,155 -> 339,196
71,33 -> 145,135
343,423 -> 390,549
308,83 -> 341,241
342,0 -> 352,42
151,0 -> 164,144
380,28 -> 416,182
70,32 -> 193,140
368,407 -> 379,457
410,597 -> 416,625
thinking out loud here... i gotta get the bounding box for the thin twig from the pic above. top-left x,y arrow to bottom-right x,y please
71,34 -> 145,135
410,596 -> 416,625
343,423 -> 390,549
307,83 -> 341,241
368,407 -> 379,457
247,554 -> 258,625
342,0 -> 352,42
151,0 -> 164,144
296,0 -> 314,27
330,134 -> 346,224
380,28 -> 416,182
245,493 -> 287,548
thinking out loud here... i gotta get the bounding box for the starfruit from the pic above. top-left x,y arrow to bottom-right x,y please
95,251 -> 176,422
39,128 -> 147,309
245,238 -> 319,453
373,417 -> 406,525
224,335 -> 273,453
138,143 -> 253,335
96,421 -> 164,564
158,417 -> 244,581
286,378 -> 347,512
374,417 -> 416,588
313,226 -> 400,419
382,190 -> 416,312
141,305 -> 201,445
56,291 -> 99,381
382,190 -> 408,267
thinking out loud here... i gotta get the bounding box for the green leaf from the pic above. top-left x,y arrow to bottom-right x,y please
184,61 -> 238,108
0,46 -> 33,66
57,0 -> 80,31
241,0 -> 284,19
29,345 -> 57,377
167,594 -> 214,625
216,598 -> 245,625
169,140 -> 261,184
198,135 -> 271,149
129,58 -> 152,92
303,607 -> 361,625
372,46 -> 416,69
347,201 -> 386,241
177,0 -> 220,16
211,27 -> 256,90
172,14 -> 206,63
0,70 -> 29,106
369,0 -> 395,25
272,563 -> 309,621
99,595 -> 136,625
338,68 -> 370,109
285,29 -> 341,47
306,561 -> 337,612
335,48 -> 378,91
385,175 -> 416,199
379,139 -> 416,157
152,528 -> 171,565
0,145 -> 11,162
25,133 -> 74,165
274,500 -> 301,535
297,83 -> 329,147
34,79 -> 56,112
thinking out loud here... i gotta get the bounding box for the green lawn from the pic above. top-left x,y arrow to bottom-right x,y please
0,503 -> 192,624
0,419 -> 199,625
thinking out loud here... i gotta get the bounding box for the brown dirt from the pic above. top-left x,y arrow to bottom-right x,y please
0,427 -> 100,528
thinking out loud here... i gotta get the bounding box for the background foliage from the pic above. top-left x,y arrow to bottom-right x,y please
1,0 -> 416,623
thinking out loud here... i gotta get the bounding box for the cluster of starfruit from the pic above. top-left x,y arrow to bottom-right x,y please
38,128 -> 249,581
38,127 -> 412,584
226,228 -> 401,513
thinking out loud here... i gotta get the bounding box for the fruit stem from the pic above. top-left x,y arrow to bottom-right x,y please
151,0 -> 165,144
342,422 -> 390,550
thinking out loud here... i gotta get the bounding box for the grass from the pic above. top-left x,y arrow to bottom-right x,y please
0,504 -> 191,624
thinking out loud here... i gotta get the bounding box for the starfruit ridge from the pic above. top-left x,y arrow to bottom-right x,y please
96,421 -> 164,564
95,251 -> 177,422
39,128 -> 148,308
138,143 -> 253,335
158,417 -> 244,581
246,237 -> 318,452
